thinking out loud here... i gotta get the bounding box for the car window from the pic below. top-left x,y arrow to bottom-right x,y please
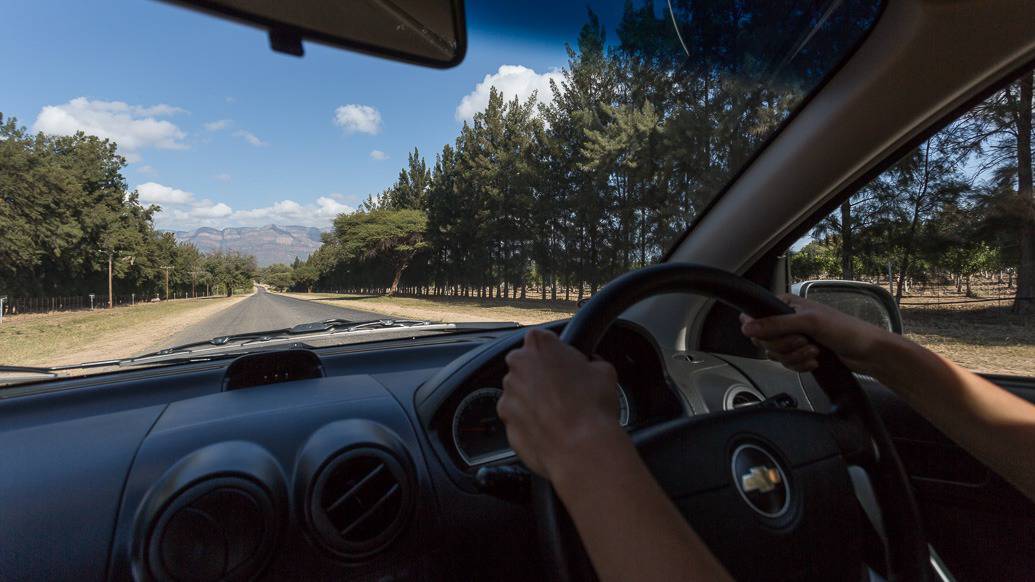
789,69 -> 1035,376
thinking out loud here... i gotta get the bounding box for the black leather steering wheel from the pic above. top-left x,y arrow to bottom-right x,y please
536,263 -> 929,581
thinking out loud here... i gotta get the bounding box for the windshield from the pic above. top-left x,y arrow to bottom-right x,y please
0,0 -> 880,383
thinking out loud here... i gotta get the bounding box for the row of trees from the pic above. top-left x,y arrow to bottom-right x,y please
308,2 -> 883,300
257,258 -> 319,292
0,114 -> 256,301
306,3 -> 1032,314
791,71 -> 1035,312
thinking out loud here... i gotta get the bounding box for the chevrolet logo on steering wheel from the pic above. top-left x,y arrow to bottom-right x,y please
731,444 -> 791,518
741,466 -> 782,494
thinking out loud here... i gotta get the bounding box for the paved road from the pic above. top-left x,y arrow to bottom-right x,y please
164,287 -> 384,346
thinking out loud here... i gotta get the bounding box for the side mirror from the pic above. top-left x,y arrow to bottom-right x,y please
790,280 -> 903,334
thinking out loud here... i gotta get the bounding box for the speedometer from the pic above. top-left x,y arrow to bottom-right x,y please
617,383 -> 631,427
452,388 -> 512,465
453,384 -> 633,466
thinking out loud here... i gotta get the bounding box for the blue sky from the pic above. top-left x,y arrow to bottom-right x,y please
1,0 -> 621,231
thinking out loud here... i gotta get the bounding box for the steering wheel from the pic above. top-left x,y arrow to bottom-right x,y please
536,263 -> 929,582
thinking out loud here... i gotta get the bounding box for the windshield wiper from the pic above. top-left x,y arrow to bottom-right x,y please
0,365 -> 56,374
142,318 -> 435,357
0,366 -> 59,388
134,319 -> 521,361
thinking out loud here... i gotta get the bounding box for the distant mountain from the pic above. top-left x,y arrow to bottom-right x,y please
172,224 -> 325,266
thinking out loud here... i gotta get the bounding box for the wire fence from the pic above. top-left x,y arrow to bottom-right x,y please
0,292 -> 205,317
899,296 -> 1035,307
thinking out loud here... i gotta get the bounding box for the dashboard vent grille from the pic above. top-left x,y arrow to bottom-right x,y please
724,385 -> 764,410
310,448 -> 410,559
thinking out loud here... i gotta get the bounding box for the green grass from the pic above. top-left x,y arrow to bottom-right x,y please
0,299 -> 228,366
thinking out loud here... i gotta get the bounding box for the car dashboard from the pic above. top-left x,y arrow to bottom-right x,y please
0,319 -> 825,581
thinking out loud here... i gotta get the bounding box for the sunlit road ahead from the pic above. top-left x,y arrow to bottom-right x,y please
163,286 -> 383,346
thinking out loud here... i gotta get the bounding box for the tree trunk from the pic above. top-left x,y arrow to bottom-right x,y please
1014,73 -> 1035,314
388,261 -> 407,295
839,200 -> 855,280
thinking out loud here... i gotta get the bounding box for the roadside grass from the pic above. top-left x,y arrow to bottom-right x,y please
0,298 -> 235,367
288,289 -> 1034,376
283,292 -> 576,325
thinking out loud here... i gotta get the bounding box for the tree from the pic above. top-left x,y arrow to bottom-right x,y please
378,148 -> 432,211
205,252 -> 256,297
790,241 -> 842,281
260,263 -> 295,291
865,137 -> 968,303
292,263 -> 318,293
330,209 -> 428,295
958,72 -> 1035,313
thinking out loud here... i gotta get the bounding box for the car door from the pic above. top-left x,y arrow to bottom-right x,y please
782,68 -> 1035,581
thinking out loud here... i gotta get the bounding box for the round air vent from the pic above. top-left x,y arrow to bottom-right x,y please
131,442 -> 285,582
146,477 -> 278,582
308,447 -> 412,559
724,384 -> 764,410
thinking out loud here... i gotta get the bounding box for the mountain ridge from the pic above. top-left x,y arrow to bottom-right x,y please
171,224 -> 326,266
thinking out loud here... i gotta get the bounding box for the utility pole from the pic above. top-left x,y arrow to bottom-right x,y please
160,266 -> 173,300
189,269 -> 203,298
97,248 -> 132,308
95,249 -> 116,308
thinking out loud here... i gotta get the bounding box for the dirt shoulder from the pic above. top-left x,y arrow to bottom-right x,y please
902,304 -> 1035,376
0,295 -> 245,369
283,293 -> 576,325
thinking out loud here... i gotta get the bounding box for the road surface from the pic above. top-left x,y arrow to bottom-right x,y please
163,286 -> 384,346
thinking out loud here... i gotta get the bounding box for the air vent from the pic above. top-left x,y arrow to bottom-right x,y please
308,447 -> 412,559
724,385 -> 764,410
146,477 -> 278,582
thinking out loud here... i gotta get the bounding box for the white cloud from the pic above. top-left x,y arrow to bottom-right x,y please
369,149 -> 388,160
32,97 -> 188,161
138,181 -> 356,230
213,173 -> 232,182
192,201 -> 233,219
455,65 -> 563,122
334,104 -> 382,135
136,181 -> 195,204
225,96 -> 236,104
231,197 -> 353,226
136,164 -> 157,176
204,119 -> 232,131
234,129 -> 268,147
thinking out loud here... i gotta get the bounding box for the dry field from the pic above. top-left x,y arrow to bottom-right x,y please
0,296 -> 243,369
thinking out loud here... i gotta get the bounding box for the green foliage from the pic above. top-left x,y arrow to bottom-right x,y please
789,242 -> 841,281
0,114 -> 258,299
260,263 -> 295,291
322,209 -> 428,294
204,251 -> 256,297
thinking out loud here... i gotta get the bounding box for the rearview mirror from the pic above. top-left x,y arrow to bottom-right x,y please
160,0 -> 466,67
790,280 -> 903,334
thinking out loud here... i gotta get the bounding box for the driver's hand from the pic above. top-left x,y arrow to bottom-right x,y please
740,294 -> 894,376
499,328 -> 625,480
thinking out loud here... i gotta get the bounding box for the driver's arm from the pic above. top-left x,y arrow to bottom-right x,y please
741,294 -> 1035,503
499,329 -> 732,582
